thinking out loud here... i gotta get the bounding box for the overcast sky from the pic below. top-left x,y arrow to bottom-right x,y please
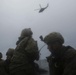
0,0 -> 76,59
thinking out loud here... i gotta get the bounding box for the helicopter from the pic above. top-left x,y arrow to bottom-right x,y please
35,3 -> 49,13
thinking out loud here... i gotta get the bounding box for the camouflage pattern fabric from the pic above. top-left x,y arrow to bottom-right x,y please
44,32 -> 64,44
21,28 -> 33,37
62,46 -> 76,75
4,48 -> 14,75
0,59 -> 8,75
47,46 -> 76,75
10,37 -> 39,75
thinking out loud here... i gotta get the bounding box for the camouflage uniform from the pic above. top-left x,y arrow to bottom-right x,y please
44,32 -> 76,75
10,28 -> 39,75
4,48 -> 14,74
6,48 -> 14,59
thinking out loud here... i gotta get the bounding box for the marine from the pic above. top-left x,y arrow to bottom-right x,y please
4,48 -> 14,75
9,28 -> 39,75
43,32 -> 76,75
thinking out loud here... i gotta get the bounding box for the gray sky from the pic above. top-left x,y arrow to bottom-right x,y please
0,0 -> 76,59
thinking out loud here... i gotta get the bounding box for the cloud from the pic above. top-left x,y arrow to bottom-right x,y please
0,0 -> 76,59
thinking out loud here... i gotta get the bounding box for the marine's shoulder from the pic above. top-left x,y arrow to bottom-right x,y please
28,38 -> 37,44
65,46 -> 76,54
63,46 -> 76,61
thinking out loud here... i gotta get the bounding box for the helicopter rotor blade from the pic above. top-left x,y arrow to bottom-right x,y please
39,4 -> 42,8
45,3 -> 49,8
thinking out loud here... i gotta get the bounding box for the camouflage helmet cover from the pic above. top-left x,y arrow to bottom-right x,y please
21,28 -> 33,37
44,32 -> 64,44
6,48 -> 14,56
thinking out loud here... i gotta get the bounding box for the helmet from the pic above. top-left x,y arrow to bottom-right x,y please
44,32 -> 64,44
21,28 -> 33,37
6,48 -> 14,56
